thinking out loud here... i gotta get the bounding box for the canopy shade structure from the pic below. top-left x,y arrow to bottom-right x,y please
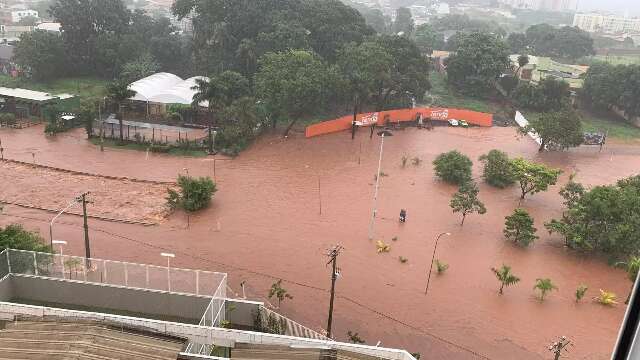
128,73 -> 209,107
0,87 -> 59,102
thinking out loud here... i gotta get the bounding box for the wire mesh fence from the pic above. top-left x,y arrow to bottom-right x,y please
92,119 -> 207,146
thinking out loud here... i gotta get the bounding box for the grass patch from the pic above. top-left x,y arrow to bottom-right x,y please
524,110 -> 640,142
89,137 -> 208,157
426,72 -> 498,114
0,75 -> 107,101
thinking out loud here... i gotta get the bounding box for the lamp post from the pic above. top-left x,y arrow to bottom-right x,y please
424,232 -> 451,295
368,129 -> 393,240
49,197 -> 81,248
161,252 -> 175,292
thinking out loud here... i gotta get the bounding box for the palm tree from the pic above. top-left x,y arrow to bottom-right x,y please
534,278 -> 558,301
624,256 -> 640,304
491,265 -> 520,295
106,80 -> 136,143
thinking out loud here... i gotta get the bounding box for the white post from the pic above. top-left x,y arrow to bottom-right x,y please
103,259 -> 108,283
196,270 -> 200,295
52,241 -> 67,280
6,250 -> 11,274
83,258 -> 87,281
161,253 -> 175,292
146,266 -> 149,288
33,252 -> 38,276
124,262 -> 128,286
368,134 -> 386,240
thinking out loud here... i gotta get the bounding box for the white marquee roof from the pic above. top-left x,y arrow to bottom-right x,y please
128,73 -> 209,106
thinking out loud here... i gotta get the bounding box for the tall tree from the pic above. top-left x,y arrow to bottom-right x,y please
446,32 -> 510,96
479,150 -> 515,188
106,80 -> 136,143
524,107 -> 583,152
413,24 -> 445,54
510,158 -> 562,200
256,50 -> 340,136
13,31 -> 65,81
491,265 -> 520,295
392,7 -> 414,36
450,181 -> 487,226
433,150 -> 473,185
192,71 -> 250,152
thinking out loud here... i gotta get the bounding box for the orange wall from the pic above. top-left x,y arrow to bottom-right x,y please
305,107 -> 493,138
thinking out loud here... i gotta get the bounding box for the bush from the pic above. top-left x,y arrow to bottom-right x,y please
433,150 -> 473,185
0,113 -> 16,125
0,224 -> 52,252
166,175 -> 217,212
503,208 -> 538,247
479,150 -> 515,188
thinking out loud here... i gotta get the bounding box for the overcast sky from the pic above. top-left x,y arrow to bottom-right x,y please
578,0 -> 640,16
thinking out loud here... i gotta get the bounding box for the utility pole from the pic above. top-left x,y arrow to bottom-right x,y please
326,245 -> 342,339
79,192 -> 91,263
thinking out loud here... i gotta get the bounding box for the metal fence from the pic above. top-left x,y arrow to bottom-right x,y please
4,249 -> 227,298
92,118 -> 207,146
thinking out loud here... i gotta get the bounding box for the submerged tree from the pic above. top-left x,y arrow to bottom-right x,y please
534,278 -> 558,301
433,150 -> 473,185
450,181 -> 486,226
106,80 -> 136,143
491,265 -> 520,295
510,158 -> 562,200
504,208 -> 538,247
268,279 -> 293,307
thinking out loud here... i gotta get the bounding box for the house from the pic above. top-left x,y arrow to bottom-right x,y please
510,55 -> 589,89
11,9 -> 38,23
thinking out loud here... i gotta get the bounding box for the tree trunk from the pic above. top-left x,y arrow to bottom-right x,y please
499,283 -> 504,295
118,105 -> 124,143
538,139 -> 546,152
461,213 -> 466,226
283,118 -> 297,137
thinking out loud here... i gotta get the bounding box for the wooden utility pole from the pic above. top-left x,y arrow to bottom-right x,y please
79,192 -> 91,262
326,245 -> 342,338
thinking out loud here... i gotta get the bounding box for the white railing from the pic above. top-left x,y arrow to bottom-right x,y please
5,249 -> 226,297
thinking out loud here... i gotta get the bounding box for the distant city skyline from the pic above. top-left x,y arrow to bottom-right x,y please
577,0 -> 640,16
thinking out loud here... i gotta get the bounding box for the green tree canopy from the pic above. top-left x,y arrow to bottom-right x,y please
479,149 -> 515,188
445,32 -> 510,96
13,30 -> 65,81
0,224 -> 52,253
510,158 -> 562,199
504,208 -> 538,247
433,150 -> 473,185
512,78 -> 570,112
450,181 -> 487,226
392,7 -> 414,36
524,107 -> 583,152
413,24 -> 445,54
256,50 -> 340,136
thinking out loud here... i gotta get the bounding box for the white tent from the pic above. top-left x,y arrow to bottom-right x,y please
128,73 -> 209,107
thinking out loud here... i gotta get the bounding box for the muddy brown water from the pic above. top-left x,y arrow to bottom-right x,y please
1,124 -> 639,359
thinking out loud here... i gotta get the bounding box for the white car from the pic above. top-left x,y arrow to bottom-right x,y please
448,119 -> 459,127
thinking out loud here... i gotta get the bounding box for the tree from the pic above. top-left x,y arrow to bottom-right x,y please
524,107 -> 583,152
50,0 -> 131,76
433,150 -> 473,185
510,158 -> 562,199
0,224 -> 52,253
516,55 -> 529,76
576,284 -> 588,302
18,15 -> 39,26
13,31 -> 65,81
491,265 -> 520,295
512,78 -> 570,112
624,257 -> 640,304
120,53 -> 160,83
392,7 -> 414,36
533,278 -> 558,301
256,50 -> 339,136
546,175 -> 640,258
479,150 -> 515,188
268,279 -> 293,307
106,80 -> 136,143
504,208 -> 538,247
507,32 -> 528,53
445,32 -> 510,96
582,63 -> 640,122
166,175 -> 217,212
450,181 -> 487,226
192,71 -> 250,152
344,1 -> 389,34
236,39 -> 258,78
413,24 -> 445,54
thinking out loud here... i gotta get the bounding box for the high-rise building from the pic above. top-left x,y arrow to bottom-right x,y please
498,0 -> 578,12
573,13 -> 640,33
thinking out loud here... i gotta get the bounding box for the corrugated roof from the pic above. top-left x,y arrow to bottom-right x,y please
0,87 -> 56,101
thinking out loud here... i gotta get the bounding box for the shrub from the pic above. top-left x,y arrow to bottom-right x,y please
411,157 -> 422,166
399,256 -> 408,263
435,259 -> 449,274
594,289 -> 617,306
401,156 -> 408,168
0,113 -> 16,125
166,175 -> 217,212
479,150 -> 515,188
376,240 -> 391,253
0,224 -> 52,252
576,284 -> 588,302
433,150 -> 472,185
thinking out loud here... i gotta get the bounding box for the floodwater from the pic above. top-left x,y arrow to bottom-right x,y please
1,124 -> 639,359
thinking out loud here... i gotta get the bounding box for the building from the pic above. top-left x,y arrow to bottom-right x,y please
498,0 -> 577,12
35,22 -> 61,32
0,24 -> 33,43
510,55 -> 588,89
0,248 -> 417,360
573,13 -> 640,34
10,9 -> 38,23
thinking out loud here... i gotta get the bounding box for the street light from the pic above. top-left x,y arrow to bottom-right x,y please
368,129 -> 393,240
49,197 -> 81,248
424,232 -> 451,295
161,252 -> 175,292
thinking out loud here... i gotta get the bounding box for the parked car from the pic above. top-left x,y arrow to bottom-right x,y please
448,119 -> 459,127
